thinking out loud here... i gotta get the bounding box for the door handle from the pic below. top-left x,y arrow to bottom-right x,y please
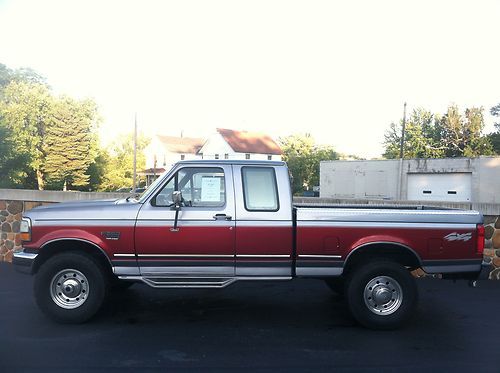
213,214 -> 232,221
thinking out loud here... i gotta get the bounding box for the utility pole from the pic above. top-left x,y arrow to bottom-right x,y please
133,113 -> 137,193
399,102 -> 407,159
397,103 -> 407,200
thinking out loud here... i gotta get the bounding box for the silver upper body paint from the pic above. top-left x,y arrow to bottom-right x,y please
24,198 -> 142,226
23,160 -> 482,227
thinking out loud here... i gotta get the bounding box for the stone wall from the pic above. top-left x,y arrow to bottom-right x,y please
484,216 -> 500,280
0,201 -> 53,262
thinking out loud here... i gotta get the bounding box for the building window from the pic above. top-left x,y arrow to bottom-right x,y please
215,154 -> 219,160
181,154 -> 185,160
267,155 -> 272,160
224,154 -> 229,159
245,154 -> 250,160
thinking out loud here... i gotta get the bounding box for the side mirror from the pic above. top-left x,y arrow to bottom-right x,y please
172,191 -> 183,207
171,191 -> 182,232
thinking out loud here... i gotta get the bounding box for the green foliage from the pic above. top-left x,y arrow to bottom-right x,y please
43,97 -> 100,190
383,105 -> 494,159
98,133 -> 150,191
0,63 -> 46,90
0,77 -> 101,190
0,81 -> 53,188
279,134 -> 339,194
488,103 -> 500,154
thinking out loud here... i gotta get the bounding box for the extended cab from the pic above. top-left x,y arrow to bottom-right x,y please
14,160 -> 489,329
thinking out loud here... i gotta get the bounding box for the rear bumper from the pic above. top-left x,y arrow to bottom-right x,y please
12,249 -> 37,274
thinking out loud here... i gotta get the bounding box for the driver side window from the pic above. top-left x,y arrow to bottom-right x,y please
154,167 -> 226,208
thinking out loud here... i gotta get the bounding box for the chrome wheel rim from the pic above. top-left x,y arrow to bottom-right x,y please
50,269 -> 89,309
363,275 -> 403,315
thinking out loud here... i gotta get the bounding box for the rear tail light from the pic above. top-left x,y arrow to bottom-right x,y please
476,224 -> 484,255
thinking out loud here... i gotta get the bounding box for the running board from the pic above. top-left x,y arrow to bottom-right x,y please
117,276 -> 292,289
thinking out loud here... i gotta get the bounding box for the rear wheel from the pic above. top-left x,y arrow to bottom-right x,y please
34,252 -> 109,323
346,261 -> 418,330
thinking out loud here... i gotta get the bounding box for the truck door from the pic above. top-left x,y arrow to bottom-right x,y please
232,164 -> 293,276
135,164 -> 236,276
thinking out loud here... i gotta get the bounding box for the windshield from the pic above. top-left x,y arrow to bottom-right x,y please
138,170 -> 170,203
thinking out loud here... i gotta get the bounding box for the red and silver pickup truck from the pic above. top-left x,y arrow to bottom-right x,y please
13,160 -> 489,329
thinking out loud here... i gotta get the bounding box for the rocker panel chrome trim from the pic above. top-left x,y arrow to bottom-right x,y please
298,254 -> 342,259
296,267 -> 343,276
137,254 -> 234,258
236,254 -> 290,258
139,266 -> 234,276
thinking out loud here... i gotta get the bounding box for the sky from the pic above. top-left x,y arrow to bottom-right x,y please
0,0 -> 499,158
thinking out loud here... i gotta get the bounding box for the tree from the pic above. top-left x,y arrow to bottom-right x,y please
383,105 -> 494,159
0,79 -> 101,190
0,63 -> 46,90
98,133 -> 150,191
279,134 -> 339,195
0,81 -> 53,189
383,109 -> 444,159
43,97 -> 100,190
488,103 -> 500,154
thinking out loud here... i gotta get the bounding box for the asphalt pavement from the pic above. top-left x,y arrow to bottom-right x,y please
0,262 -> 499,372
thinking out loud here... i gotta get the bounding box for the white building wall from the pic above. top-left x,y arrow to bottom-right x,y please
320,159 -> 399,199
320,156 -> 500,203
144,137 -> 202,171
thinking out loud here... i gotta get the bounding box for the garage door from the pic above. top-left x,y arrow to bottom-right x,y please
407,173 -> 472,202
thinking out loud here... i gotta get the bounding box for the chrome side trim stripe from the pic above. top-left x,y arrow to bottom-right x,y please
36,220 -> 135,227
236,254 -> 290,258
137,254 -> 234,258
297,221 -> 477,230
113,254 -> 136,257
299,254 -> 342,259
236,221 -> 292,227
135,220 -> 234,228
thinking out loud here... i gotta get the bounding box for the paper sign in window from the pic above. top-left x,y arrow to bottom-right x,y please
201,177 -> 221,202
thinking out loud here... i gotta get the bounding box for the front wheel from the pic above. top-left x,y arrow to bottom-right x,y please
346,261 -> 418,330
34,252 -> 109,323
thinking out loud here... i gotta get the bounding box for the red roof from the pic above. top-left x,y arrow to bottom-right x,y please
216,128 -> 282,155
139,167 -> 166,175
157,135 -> 204,154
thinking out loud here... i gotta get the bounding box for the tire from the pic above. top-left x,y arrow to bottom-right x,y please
34,252 -> 109,323
324,277 -> 345,296
346,261 -> 418,330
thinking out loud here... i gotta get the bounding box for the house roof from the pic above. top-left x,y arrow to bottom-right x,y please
216,128 -> 282,155
139,167 -> 166,176
157,135 -> 204,154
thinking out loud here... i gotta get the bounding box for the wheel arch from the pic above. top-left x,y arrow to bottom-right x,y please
33,238 -> 114,276
344,241 -> 423,274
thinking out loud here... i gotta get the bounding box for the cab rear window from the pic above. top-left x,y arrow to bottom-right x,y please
241,167 -> 279,211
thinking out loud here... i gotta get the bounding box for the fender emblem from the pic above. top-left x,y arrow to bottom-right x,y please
101,231 -> 120,240
444,232 -> 472,242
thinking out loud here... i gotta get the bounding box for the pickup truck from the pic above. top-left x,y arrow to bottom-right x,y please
13,160 -> 490,329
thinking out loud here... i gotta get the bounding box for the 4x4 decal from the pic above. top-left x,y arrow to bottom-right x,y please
444,232 -> 472,242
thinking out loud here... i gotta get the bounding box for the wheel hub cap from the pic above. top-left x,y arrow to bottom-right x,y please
50,269 -> 89,309
363,275 -> 403,315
